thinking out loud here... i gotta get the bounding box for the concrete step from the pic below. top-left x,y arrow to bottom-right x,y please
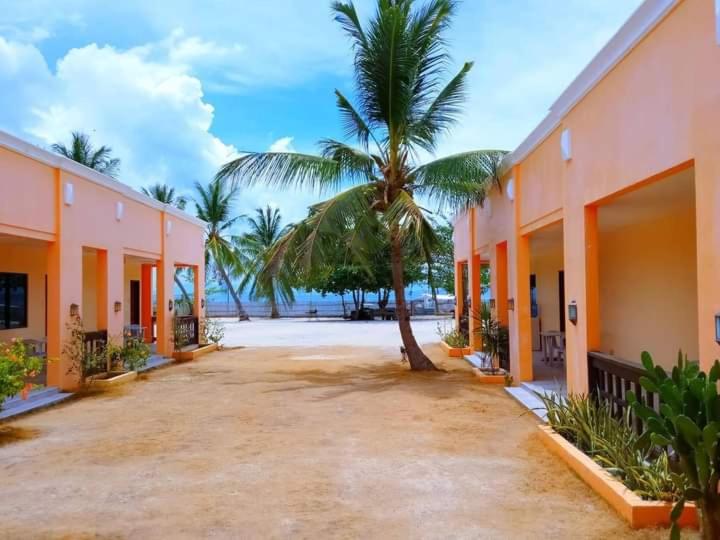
138,355 -> 173,373
1,389 -> 73,420
3,386 -> 59,408
463,352 -> 491,369
505,386 -> 548,422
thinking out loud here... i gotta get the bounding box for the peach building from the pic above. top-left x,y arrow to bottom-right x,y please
453,0 -> 720,396
0,129 -> 206,390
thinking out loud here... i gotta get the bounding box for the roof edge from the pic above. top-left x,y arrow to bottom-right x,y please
503,0 -> 678,170
0,129 -> 207,229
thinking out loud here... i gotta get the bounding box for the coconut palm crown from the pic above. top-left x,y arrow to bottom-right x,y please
51,131 -> 121,178
233,206 -> 295,319
141,183 -> 187,210
216,0 -> 506,370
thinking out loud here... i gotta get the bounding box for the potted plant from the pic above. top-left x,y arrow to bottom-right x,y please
475,306 -> 509,375
436,320 -> 470,357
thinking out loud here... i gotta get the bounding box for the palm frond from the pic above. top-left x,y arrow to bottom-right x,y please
216,152 -> 350,193
384,190 -> 439,254
318,139 -> 378,180
410,150 -> 507,211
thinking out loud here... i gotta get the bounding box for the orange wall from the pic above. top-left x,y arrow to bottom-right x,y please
454,0 -> 720,390
0,242 -> 48,341
0,130 -> 206,389
599,206 -> 698,368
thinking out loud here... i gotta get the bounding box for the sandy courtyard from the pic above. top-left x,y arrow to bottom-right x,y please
0,336 -> 681,539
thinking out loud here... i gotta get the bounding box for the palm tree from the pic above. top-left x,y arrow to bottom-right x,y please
141,182 -> 193,306
51,131 -> 121,177
216,0 -> 505,370
141,183 -> 187,210
194,178 -> 248,320
233,206 -> 295,319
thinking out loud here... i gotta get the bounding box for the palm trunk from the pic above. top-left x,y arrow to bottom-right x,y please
215,259 -> 248,321
700,495 -> 720,540
269,294 -> 280,319
426,265 -> 440,315
389,230 -> 437,371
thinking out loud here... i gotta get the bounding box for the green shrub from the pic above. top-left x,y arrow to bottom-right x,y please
201,317 -> 225,347
538,392 -> 681,504
436,321 -> 468,348
0,340 -> 44,409
122,338 -> 151,372
628,352 -> 720,540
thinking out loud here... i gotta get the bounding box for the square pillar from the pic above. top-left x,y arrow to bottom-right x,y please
695,151 -> 720,371
95,249 -> 108,332
156,256 -> 175,356
469,253 -> 482,350
495,242 -> 509,326
454,261 -> 465,329
511,233 -> 533,382
141,264 -> 154,343
46,239 -> 83,391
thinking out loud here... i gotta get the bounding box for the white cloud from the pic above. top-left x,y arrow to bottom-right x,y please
0,35 -> 236,195
268,136 -> 296,153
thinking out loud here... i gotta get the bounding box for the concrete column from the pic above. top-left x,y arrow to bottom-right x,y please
694,150 -> 720,371
46,170 -> 83,390
156,257 -> 175,357
469,252 -> 482,350
495,242 -> 509,327
141,264 -> 153,343
95,249 -> 108,332
454,261 -> 465,330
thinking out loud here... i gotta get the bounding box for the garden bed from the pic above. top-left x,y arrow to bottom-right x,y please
439,340 -> 471,358
538,424 -> 698,529
173,343 -> 218,362
87,371 -> 138,388
472,367 -> 506,384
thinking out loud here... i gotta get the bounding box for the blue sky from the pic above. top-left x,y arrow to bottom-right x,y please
0,0 -> 642,225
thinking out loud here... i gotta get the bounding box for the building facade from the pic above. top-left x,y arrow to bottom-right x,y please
453,0 -> 720,393
0,130 -> 206,390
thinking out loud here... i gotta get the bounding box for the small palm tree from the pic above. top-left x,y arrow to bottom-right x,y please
141,183 -> 187,210
233,206 -> 294,319
216,0 -> 505,370
51,131 -> 120,177
194,178 -> 248,320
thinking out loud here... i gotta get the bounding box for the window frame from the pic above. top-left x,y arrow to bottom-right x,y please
0,272 -> 29,330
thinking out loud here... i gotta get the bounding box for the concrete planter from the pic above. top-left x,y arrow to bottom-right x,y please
538,424 -> 698,529
439,340 -> 471,358
173,343 -> 218,362
472,367 -> 507,385
87,371 -> 138,388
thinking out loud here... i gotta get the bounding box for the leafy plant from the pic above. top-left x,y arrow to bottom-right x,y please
173,318 -> 191,352
122,338 -> 151,372
0,340 -> 44,409
201,317 -> 225,347
628,352 -> 720,539
436,320 -> 468,348
538,392 -> 681,504
474,306 -> 509,373
51,131 -> 120,177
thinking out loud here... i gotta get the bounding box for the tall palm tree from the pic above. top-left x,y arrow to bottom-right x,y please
51,131 -> 121,177
216,0 -> 505,370
142,182 -> 193,306
194,178 -> 248,320
233,206 -> 294,319
141,183 -> 187,210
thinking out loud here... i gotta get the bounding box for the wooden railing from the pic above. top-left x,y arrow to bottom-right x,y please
174,316 -> 199,349
83,330 -> 109,376
588,351 -> 657,434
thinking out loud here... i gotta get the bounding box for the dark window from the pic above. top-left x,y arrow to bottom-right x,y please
0,273 -> 28,330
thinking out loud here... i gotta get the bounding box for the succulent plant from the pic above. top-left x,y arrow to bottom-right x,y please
627,351 -> 720,540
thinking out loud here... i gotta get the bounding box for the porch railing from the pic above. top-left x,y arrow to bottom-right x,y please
588,351 -> 657,434
174,316 -> 199,349
83,330 -> 109,376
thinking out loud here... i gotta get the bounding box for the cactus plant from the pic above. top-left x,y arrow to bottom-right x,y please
627,351 -> 720,539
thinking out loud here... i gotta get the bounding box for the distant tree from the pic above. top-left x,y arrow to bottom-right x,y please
141,183 -> 187,210
51,131 -> 120,177
194,179 -> 248,321
233,206 -> 295,319
216,0 -> 506,370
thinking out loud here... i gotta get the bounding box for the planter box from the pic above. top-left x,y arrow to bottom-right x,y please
472,367 -> 506,385
173,343 -> 218,362
538,425 -> 698,529
87,371 -> 137,388
439,340 -> 471,358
